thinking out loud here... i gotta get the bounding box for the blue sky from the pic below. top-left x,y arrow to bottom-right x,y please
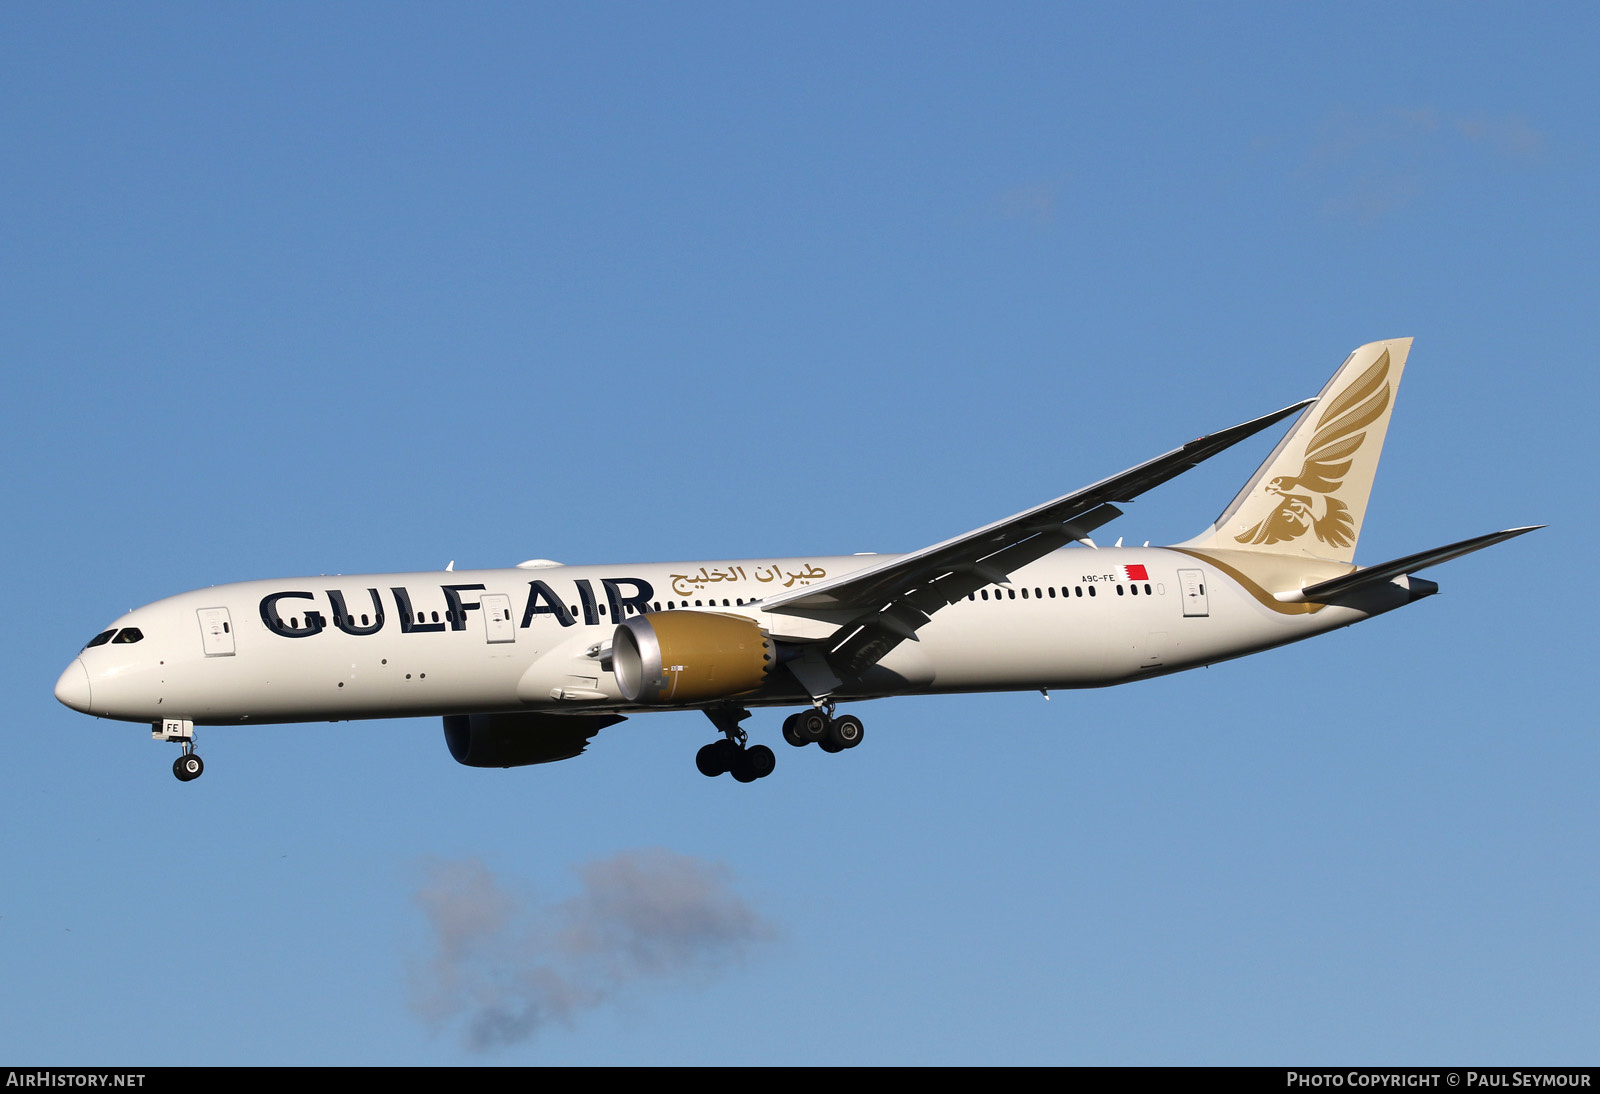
3,4 -> 1595,1064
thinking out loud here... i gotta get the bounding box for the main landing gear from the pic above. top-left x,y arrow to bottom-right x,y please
698,705 -> 776,783
781,705 -> 865,754
695,738 -> 777,783
155,718 -> 205,782
696,702 -> 865,783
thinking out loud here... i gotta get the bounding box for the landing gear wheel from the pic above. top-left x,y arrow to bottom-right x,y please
797,710 -> 830,745
173,754 -> 204,782
731,743 -> 776,783
830,714 -> 865,750
744,744 -> 775,779
781,713 -> 809,748
696,739 -> 739,778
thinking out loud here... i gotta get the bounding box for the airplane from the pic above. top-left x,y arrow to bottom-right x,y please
54,337 -> 1538,784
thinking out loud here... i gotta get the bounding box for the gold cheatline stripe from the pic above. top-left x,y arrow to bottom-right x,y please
1166,548 -> 1326,616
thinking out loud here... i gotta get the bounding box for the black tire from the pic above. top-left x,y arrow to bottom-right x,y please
173,754 -> 203,781
831,714 -> 865,750
798,710 -> 830,744
781,713 -> 809,748
745,744 -> 776,779
730,751 -> 760,782
695,741 -> 731,777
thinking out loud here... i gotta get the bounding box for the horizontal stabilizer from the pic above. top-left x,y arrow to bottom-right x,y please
1275,526 -> 1543,604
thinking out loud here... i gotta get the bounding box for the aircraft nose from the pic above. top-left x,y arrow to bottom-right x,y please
54,659 -> 92,713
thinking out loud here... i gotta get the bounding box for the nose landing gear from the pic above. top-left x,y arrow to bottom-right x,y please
173,750 -> 204,782
155,719 -> 204,782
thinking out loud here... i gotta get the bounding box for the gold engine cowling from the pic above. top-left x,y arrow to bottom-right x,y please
613,612 -> 775,704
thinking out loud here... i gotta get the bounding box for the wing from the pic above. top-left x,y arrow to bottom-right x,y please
758,398 -> 1313,683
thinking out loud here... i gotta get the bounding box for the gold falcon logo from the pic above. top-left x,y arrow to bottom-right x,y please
1235,349 -> 1392,548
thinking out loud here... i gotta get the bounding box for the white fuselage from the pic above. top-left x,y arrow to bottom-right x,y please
57,546 -> 1392,728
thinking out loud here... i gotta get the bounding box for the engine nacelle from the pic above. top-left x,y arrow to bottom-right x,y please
443,711 -> 624,768
613,611 -> 775,704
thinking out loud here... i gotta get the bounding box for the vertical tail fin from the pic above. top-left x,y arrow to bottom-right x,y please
1182,337 -> 1411,564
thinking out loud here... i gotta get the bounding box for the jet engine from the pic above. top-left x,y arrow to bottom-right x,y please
612,612 -> 775,704
443,711 -> 624,767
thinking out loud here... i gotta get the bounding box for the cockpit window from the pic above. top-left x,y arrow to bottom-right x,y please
111,628 -> 144,644
84,629 -> 116,649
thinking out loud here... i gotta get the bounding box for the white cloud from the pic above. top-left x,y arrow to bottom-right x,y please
1298,106 -> 1546,221
409,849 -> 777,1051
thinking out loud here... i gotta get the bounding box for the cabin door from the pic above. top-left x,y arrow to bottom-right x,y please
197,607 -> 236,656
1177,569 -> 1209,618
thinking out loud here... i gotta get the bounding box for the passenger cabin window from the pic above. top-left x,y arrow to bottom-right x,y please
84,629 -> 116,649
112,628 -> 144,644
